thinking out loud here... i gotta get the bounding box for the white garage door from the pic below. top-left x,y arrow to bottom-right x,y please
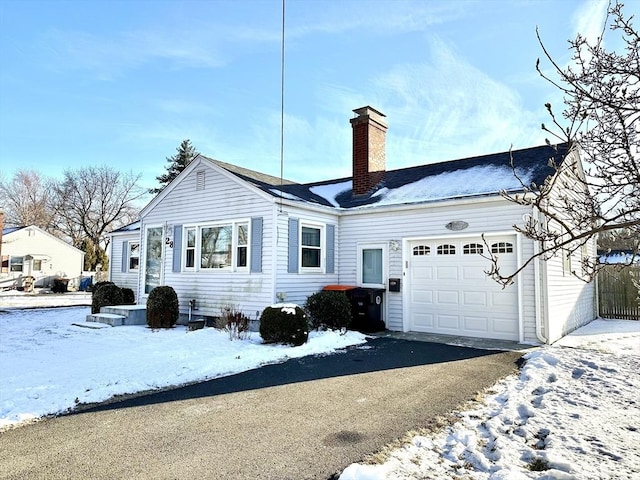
408,236 -> 519,341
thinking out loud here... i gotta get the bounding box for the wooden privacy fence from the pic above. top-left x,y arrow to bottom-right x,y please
598,265 -> 640,320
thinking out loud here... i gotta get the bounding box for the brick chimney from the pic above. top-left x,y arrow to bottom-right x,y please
350,106 -> 387,196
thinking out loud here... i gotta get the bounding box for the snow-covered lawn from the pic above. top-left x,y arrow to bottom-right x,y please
1,296 -> 638,480
0,305 -> 367,430
340,319 -> 640,480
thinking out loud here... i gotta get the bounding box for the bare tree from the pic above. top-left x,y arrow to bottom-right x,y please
0,170 -> 55,229
52,166 -> 145,255
488,1 -> 639,286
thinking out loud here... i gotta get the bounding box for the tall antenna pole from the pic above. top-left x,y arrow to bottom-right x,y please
278,0 -> 286,211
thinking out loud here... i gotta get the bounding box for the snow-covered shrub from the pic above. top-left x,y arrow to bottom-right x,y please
146,286 -> 179,329
305,290 -> 352,331
216,305 -> 250,340
259,303 -> 308,346
91,283 -> 124,314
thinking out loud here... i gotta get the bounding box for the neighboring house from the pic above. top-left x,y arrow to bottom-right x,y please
110,106 -> 596,344
598,250 -> 640,265
1,225 -> 85,290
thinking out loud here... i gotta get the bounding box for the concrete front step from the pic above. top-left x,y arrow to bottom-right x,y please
86,313 -> 126,326
101,305 -> 147,325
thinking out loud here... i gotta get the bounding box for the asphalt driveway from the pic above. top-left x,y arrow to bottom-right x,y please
0,337 -> 522,480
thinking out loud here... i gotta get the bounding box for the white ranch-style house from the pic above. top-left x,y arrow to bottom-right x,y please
109,106 -> 596,344
1,225 -> 85,291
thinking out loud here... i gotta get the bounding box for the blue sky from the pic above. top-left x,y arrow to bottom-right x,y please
0,0 -> 614,194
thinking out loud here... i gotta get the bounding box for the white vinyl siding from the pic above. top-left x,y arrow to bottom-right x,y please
339,198 -> 537,339
108,232 -> 140,292
140,159 -> 274,319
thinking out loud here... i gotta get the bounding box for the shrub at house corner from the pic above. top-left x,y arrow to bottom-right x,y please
259,304 -> 308,346
305,290 -> 352,331
146,286 -> 179,328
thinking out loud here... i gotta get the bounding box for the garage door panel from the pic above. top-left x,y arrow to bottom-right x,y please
461,265 -> 487,280
436,290 -> 459,305
412,290 -> 433,304
412,313 -> 434,329
463,291 -> 488,306
435,266 -> 458,280
463,316 -> 489,333
409,236 -> 519,341
436,314 -> 459,330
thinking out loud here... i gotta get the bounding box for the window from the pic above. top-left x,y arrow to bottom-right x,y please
33,259 -> 42,271
413,245 -> 430,256
201,225 -> 232,269
185,228 -> 196,268
128,242 -> 140,271
437,244 -> 456,255
363,248 -> 383,284
144,227 -> 163,294
463,243 -> 484,254
358,244 -> 386,287
183,222 -> 249,272
301,226 -> 321,268
10,256 -> 24,272
491,242 -> 514,254
237,223 -> 248,268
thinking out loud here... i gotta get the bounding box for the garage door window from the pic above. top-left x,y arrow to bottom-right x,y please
437,244 -> 456,255
413,245 -> 430,256
463,243 -> 484,254
491,242 -> 513,253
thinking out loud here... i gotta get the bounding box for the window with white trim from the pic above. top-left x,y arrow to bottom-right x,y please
491,242 -> 514,254
437,244 -> 456,255
128,242 -> 140,271
463,243 -> 484,254
185,228 -> 196,269
10,256 -> 24,272
301,225 -> 322,269
183,221 -> 249,272
358,243 -> 386,288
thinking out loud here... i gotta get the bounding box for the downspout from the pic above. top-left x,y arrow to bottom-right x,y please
517,233 -> 524,343
533,206 -> 548,344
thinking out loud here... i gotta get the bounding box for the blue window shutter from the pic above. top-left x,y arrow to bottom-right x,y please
326,224 -> 335,274
250,217 -> 263,273
288,218 -> 299,273
172,225 -> 182,272
121,241 -> 128,273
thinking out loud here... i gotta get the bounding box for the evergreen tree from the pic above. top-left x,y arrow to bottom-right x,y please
150,139 -> 198,194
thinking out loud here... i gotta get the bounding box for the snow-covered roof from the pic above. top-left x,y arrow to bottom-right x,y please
598,250 -> 640,265
109,221 -> 141,234
214,143 -> 568,210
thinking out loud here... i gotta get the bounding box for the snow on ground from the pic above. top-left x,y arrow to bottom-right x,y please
0,304 -> 367,430
1,294 -> 638,479
340,319 -> 640,480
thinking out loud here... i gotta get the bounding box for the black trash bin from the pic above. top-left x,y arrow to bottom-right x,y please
52,277 -> 69,293
349,287 -> 385,333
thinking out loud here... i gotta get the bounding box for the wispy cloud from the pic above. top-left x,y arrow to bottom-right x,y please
572,0 -> 608,43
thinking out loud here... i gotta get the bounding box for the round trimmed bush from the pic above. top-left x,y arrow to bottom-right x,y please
259,304 -> 308,346
91,283 -> 124,314
305,290 -> 353,331
146,286 -> 179,328
121,288 -> 136,305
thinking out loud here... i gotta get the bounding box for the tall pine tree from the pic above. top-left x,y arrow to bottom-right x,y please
150,139 -> 197,194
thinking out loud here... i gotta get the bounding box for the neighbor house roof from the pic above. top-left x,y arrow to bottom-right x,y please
2,226 -> 24,236
598,250 -> 640,265
207,142 -> 570,209
109,221 -> 141,234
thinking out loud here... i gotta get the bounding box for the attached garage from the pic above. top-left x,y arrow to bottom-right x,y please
407,235 -> 519,341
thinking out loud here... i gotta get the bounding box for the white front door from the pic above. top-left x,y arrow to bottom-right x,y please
408,236 -> 519,340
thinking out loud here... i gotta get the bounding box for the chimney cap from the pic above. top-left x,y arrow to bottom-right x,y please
353,105 -> 386,118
